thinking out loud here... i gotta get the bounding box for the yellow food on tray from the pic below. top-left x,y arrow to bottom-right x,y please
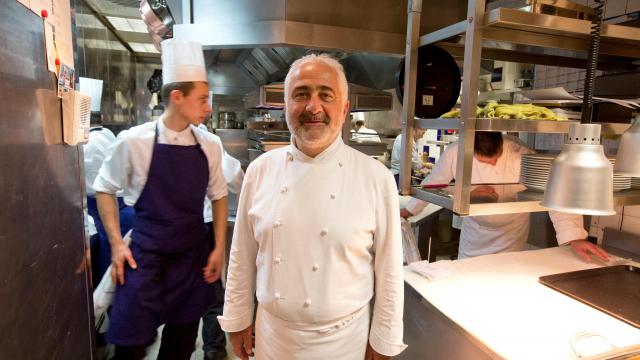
440,101 -> 568,121
441,106 -> 483,118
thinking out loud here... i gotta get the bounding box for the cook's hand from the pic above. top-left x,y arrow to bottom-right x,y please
400,208 -> 413,219
365,343 -> 390,360
111,242 -> 137,285
203,248 -> 223,283
569,240 -> 609,263
230,325 -> 254,360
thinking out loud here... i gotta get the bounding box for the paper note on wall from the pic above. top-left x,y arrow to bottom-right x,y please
46,0 -> 73,70
44,21 -> 57,73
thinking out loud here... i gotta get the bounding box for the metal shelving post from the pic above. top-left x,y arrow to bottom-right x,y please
399,0 -> 423,196
453,0 -> 485,214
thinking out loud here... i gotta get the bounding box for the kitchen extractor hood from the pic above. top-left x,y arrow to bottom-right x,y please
174,0 -> 467,55
246,83 -> 393,111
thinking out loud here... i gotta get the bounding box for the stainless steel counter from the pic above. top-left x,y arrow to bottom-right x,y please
400,247 -> 640,359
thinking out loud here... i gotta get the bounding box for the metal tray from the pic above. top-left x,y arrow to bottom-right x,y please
539,265 -> 640,329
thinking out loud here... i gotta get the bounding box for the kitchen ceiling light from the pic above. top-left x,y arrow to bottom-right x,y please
106,16 -> 149,33
542,123 -> 615,216
614,117 -> 640,177
128,42 -> 160,54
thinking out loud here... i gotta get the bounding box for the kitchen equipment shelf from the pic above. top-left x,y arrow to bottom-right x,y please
399,1 -> 640,216
420,7 -> 640,58
414,118 -> 631,134
412,184 -> 640,217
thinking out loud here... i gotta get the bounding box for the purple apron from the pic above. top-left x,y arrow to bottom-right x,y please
107,123 -> 214,346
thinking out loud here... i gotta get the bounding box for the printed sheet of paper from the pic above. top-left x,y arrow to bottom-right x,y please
44,21 -> 57,73
47,0 -> 73,70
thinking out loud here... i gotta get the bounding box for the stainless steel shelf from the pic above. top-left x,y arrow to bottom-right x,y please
420,8 -> 640,58
415,118 -> 631,135
402,2 -> 640,216
413,185 -> 640,217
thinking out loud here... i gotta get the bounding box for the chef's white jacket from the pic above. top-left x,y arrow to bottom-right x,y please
351,126 -> 381,142
218,136 -> 407,356
203,132 -> 244,223
406,135 -> 588,258
390,134 -> 422,175
84,130 -> 113,196
93,118 -> 228,204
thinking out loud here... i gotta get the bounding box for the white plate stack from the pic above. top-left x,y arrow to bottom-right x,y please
520,154 -> 631,192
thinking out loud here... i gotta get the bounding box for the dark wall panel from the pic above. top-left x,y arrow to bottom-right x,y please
0,2 -> 94,359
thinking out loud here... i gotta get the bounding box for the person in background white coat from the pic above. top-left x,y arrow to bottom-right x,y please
390,128 -> 426,186
351,119 -> 381,142
198,124 -> 244,360
219,54 -> 406,360
400,132 -> 609,262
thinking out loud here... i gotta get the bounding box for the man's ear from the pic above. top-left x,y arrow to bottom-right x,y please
170,89 -> 183,104
342,99 -> 350,120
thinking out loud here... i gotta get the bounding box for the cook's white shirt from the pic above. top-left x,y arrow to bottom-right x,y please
93,117 -> 228,204
218,136 -> 407,356
84,130 -> 112,196
390,134 -> 422,175
406,135 -> 587,258
351,126 -> 382,142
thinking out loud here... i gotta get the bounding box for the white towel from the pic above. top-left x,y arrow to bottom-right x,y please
93,230 -> 132,317
408,260 -> 453,281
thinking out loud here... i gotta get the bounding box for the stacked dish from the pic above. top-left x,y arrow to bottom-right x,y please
520,154 -> 631,192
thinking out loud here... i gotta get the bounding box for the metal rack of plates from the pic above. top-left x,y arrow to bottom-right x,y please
399,0 -> 640,217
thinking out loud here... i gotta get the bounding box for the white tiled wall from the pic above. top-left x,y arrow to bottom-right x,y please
621,205 -> 640,235
590,205 -> 640,241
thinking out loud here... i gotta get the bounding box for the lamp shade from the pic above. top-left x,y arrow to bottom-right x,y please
614,118 -> 640,177
542,123 -> 615,215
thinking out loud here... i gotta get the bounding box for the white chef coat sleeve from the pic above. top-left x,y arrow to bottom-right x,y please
411,141 -> 422,170
222,151 -> 244,194
548,211 -> 588,245
369,173 -> 408,356
217,164 -> 258,332
405,143 -> 456,215
390,135 -> 401,173
206,140 -> 229,201
93,138 -> 130,195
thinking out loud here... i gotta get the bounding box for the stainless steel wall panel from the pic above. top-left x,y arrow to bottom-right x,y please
0,2 -> 94,359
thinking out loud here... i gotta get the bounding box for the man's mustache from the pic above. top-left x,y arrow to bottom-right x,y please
299,112 -> 330,125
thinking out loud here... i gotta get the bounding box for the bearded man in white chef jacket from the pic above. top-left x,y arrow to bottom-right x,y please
218,54 -> 407,360
401,132 -> 609,262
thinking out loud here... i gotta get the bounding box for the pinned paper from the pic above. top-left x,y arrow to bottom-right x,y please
46,0 -> 73,70
57,62 -> 74,98
43,21 -> 57,73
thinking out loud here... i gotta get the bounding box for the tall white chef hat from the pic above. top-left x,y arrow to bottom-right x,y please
161,39 -> 207,84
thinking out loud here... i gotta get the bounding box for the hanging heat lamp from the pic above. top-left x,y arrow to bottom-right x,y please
542,0 -> 616,215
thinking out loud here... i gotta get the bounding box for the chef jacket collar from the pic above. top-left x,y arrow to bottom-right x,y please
158,115 -> 197,141
288,134 -> 344,163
